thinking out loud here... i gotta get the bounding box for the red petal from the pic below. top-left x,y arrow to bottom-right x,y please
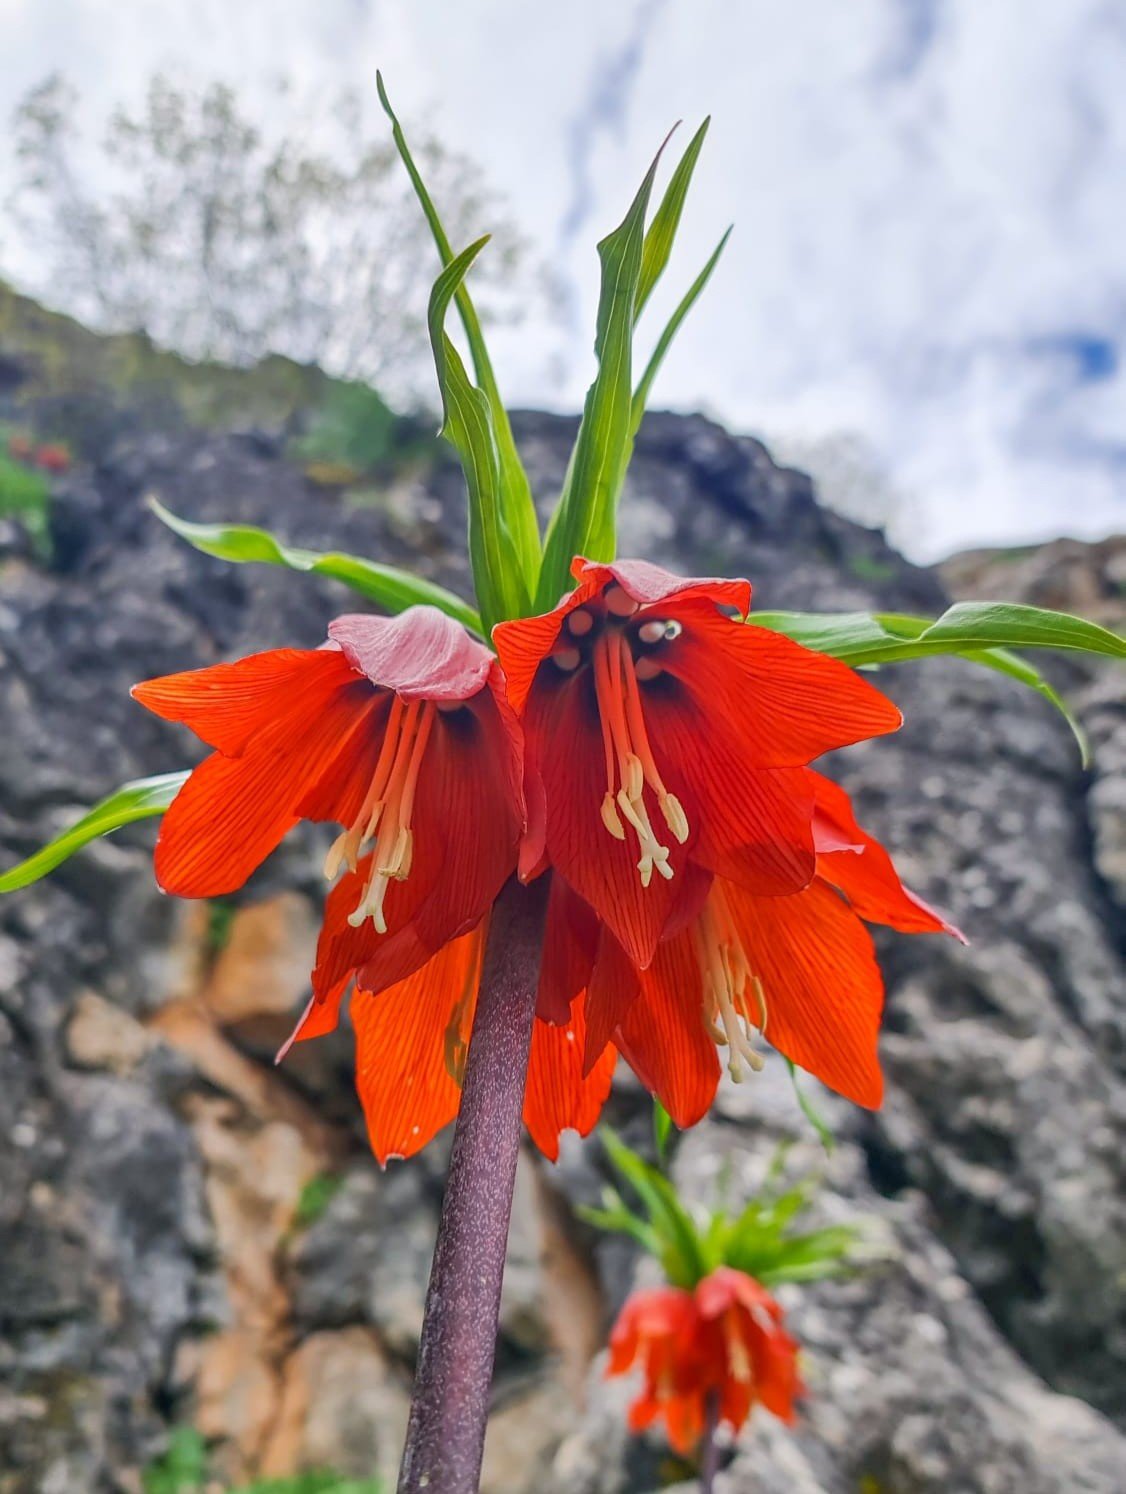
536,877 -> 598,1024
615,933 -> 720,1127
811,773 -> 964,939
153,675 -> 371,897
523,994 -> 616,1160
583,926 -> 640,1074
521,667 -> 694,968
329,606 -> 492,701
312,855 -> 437,999
275,978 -> 349,1062
351,928 -> 483,1164
642,685 -> 817,896
722,878 -> 885,1108
659,603 -> 902,765
132,647 -> 358,755
404,687 -> 523,951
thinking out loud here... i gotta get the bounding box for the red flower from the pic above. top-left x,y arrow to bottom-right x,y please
581,768 -> 962,1123
134,606 -> 616,1162
33,442 -> 71,474
607,1267 -> 802,1454
493,558 -> 902,970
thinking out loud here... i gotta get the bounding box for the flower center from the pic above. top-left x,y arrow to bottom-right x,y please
693,885 -> 769,1081
590,623 -> 689,887
324,694 -> 437,932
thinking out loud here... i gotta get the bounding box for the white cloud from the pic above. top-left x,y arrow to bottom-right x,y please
0,0 -> 1122,559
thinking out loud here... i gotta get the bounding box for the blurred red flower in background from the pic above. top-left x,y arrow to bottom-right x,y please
607,1266 -> 802,1454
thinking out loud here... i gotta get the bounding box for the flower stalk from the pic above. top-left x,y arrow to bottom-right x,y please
397,873 -> 550,1494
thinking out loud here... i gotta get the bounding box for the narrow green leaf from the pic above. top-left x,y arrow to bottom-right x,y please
653,1099 -> 673,1165
0,771 -> 188,893
631,227 -> 732,435
635,118 -> 711,320
536,136 -> 669,609
149,499 -> 484,638
427,240 -> 531,629
376,73 -> 541,583
600,1128 -> 707,1288
785,1058 -> 835,1155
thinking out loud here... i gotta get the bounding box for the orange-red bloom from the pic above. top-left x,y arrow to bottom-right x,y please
494,558 -> 901,969
133,605 -> 617,1163
495,558 -> 957,1122
607,1267 -> 802,1454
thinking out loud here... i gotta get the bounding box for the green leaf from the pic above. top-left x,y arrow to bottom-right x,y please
376,73 -> 541,586
752,601 -> 1125,763
785,1059 -> 836,1155
631,227 -> 732,435
0,771 -> 188,893
653,1099 -> 674,1165
599,1128 -> 706,1288
635,118 -> 711,320
536,136 -> 669,609
149,500 -> 484,638
427,240 -> 532,629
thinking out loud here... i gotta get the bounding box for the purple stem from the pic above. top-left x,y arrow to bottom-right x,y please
396,873 -> 549,1494
699,1390 -> 722,1494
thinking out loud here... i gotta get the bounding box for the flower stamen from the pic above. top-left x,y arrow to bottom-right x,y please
592,630 -> 688,885
693,886 -> 768,1081
323,694 -> 437,932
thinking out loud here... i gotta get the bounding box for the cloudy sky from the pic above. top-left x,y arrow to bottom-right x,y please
1,0 -> 1123,559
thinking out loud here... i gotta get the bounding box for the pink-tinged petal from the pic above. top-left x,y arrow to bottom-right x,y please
810,772 -> 965,939
132,647 -> 360,755
657,601 -> 902,766
153,675 -> 372,897
571,557 -> 752,617
615,933 -> 721,1127
352,929 -> 483,1164
722,877 -> 885,1108
523,994 -> 616,1161
329,606 -> 493,701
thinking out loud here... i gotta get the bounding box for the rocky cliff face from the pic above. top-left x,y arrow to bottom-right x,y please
1,342 -> 1124,1493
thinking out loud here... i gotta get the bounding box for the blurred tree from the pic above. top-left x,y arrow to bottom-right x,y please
10,75 -> 548,403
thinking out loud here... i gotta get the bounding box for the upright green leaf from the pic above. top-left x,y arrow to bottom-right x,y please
635,118 -> 711,320
631,227 -> 732,434
536,139 -> 668,608
427,241 -> 531,629
149,501 -> 484,637
376,73 -> 541,584
0,771 -> 188,893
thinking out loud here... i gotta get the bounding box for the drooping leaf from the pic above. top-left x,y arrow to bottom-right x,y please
752,602 -> 1125,763
635,118 -> 711,320
149,500 -> 484,638
0,771 -> 188,893
427,240 -> 532,629
536,137 -> 669,608
376,72 -> 541,585
653,1099 -> 674,1164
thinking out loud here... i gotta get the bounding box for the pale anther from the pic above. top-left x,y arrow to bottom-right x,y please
638,618 -> 667,645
